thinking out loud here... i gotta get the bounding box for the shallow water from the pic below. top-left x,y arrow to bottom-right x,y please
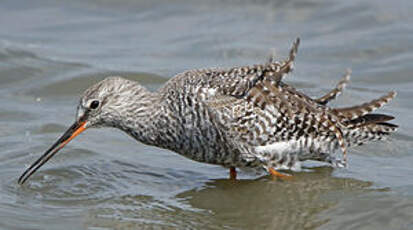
1,0 -> 413,229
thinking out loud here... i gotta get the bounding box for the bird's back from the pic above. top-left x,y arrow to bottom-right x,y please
156,38 -> 397,171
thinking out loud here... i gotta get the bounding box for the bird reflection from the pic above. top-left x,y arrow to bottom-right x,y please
84,167 -> 375,230
176,167 -> 373,229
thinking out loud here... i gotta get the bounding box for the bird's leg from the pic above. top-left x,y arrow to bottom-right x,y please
229,167 -> 237,180
269,168 -> 292,179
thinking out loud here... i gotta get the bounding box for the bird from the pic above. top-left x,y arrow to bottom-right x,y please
18,38 -> 398,184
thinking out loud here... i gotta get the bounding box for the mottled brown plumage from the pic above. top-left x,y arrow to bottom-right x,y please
19,38 -> 397,184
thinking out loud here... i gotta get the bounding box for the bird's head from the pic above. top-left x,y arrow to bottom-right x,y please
18,76 -> 149,184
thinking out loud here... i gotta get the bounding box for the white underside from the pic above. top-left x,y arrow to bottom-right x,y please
254,137 -> 345,170
255,136 -> 330,155
254,137 -> 322,172
255,138 -> 303,154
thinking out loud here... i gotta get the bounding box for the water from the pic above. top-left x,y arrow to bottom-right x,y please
1,0 -> 413,229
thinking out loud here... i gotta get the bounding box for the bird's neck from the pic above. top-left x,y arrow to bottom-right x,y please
113,89 -> 171,148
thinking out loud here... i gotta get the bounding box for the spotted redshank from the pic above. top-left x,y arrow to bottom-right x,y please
18,38 -> 398,184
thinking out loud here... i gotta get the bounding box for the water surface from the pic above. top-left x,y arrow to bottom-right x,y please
1,0 -> 413,229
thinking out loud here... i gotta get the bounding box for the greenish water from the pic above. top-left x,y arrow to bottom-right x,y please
1,0 -> 413,229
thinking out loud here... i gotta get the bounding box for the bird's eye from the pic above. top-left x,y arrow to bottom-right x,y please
90,100 -> 100,109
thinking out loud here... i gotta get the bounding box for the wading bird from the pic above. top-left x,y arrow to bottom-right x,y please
18,38 -> 397,184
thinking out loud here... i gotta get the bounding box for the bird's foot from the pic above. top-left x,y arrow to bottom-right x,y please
269,168 -> 292,180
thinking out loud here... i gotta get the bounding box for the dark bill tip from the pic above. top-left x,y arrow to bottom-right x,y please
18,121 -> 86,184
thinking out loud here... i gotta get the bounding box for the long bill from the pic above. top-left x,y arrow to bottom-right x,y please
18,121 -> 87,184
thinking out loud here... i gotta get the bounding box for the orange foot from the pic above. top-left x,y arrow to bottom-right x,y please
269,168 -> 292,180
229,167 -> 237,180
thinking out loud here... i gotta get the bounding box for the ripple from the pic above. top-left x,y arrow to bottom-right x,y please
25,70 -> 166,100
0,110 -> 35,122
1,0 -> 413,229
18,163 -> 121,206
15,159 -> 206,206
34,123 -> 67,134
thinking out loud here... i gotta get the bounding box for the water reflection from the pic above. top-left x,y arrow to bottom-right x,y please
84,167 -> 373,230
1,0 -> 412,228
179,167 -> 372,230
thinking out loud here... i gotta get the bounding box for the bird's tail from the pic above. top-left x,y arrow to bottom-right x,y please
333,92 -> 398,146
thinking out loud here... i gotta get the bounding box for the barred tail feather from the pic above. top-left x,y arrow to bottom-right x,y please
316,69 -> 351,105
333,91 -> 396,120
344,113 -> 397,146
346,114 -> 396,127
266,38 -> 300,83
346,122 -> 398,146
332,91 -> 397,147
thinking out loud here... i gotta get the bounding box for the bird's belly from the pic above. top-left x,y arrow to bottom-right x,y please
169,132 -> 229,165
176,146 -> 229,166
254,136 -> 338,170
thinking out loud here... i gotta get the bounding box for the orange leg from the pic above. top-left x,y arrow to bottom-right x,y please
229,167 -> 237,180
269,168 -> 292,179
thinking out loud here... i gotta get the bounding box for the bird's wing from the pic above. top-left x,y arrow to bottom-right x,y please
159,38 -> 300,99
204,76 -> 351,166
209,38 -> 300,98
159,38 -> 348,164
206,79 -> 330,146
176,37 -> 335,147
